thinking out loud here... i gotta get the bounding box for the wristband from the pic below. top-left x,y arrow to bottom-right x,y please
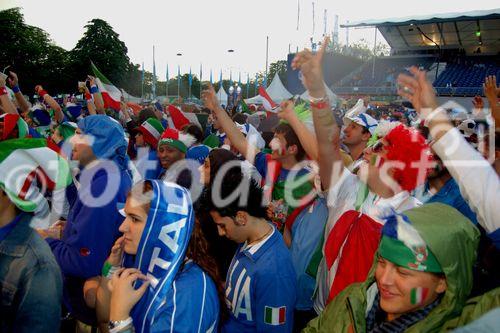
0,87 -> 7,96
90,85 -> 99,94
85,92 -> 92,100
109,317 -> 133,333
12,85 -> 20,94
423,107 -> 446,128
102,261 -> 112,277
310,98 -> 329,110
38,90 -> 48,98
102,261 -> 121,278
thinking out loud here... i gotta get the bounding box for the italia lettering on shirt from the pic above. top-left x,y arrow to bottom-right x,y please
226,259 -> 253,322
146,196 -> 189,289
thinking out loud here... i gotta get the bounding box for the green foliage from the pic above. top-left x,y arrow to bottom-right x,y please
0,7 -> 70,93
268,60 -> 287,86
70,19 -> 130,85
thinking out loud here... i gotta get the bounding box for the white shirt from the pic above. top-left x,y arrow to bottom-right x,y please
432,127 -> 500,237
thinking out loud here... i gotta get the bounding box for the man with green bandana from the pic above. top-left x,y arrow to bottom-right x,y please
0,138 -> 72,332
303,203 -> 481,333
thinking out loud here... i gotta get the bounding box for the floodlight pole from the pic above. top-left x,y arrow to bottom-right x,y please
372,27 -> 378,79
265,36 -> 269,86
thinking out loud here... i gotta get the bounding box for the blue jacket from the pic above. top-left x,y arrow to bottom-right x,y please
0,213 -> 62,333
46,164 -> 132,320
147,261 -> 220,333
47,165 -> 132,278
426,178 -> 478,225
222,227 -> 297,333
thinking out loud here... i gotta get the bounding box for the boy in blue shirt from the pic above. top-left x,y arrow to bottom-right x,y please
203,169 -> 297,332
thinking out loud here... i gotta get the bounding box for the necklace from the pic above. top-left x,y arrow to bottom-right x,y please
247,224 -> 273,247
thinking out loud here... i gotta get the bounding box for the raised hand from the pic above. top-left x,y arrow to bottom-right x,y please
397,66 -> 438,118
34,85 -> 44,94
87,75 -> 96,87
107,236 -> 125,266
277,99 -> 296,122
109,268 -> 150,321
201,84 -> 220,112
8,71 -> 19,88
291,36 -> 329,98
472,95 -> 484,110
484,75 -> 499,102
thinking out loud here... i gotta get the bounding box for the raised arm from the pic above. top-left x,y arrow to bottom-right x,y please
88,76 -> 105,114
0,76 -> 18,114
291,37 -> 343,190
202,85 -> 259,161
484,75 -> 500,130
278,99 -> 319,161
397,67 -> 500,247
8,72 -> 30,114
34,85 -> 64,123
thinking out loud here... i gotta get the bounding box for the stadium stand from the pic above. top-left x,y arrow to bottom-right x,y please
293,9 -> 500,97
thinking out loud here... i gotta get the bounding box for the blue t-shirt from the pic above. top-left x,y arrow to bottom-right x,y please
222,226 -> 297,333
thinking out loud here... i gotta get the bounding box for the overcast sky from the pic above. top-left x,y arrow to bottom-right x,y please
2,0 -> 498,81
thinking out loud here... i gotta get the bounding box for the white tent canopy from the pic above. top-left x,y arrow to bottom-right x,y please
217,87 -> 228,106
266,74 -> 293,102
244,74 -> 293,105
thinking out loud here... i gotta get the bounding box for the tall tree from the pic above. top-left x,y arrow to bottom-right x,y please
0,7 -> 71,94
70,19 -> 130,85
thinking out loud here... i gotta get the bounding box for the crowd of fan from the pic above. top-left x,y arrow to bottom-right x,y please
0,39 -> 499,333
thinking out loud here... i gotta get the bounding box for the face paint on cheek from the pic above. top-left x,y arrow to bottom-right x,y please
410,287 -> 429,306
270,137 -> 285,156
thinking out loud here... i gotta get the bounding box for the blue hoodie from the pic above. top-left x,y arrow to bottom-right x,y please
46,115 -> 133,321
125,180 -> 219,333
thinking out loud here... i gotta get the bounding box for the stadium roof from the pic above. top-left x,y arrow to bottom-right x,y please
341,9 -> 500,51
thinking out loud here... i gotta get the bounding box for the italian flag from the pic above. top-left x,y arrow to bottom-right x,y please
0,138 -> 72,212
264,306 -> 286,326
166,105 -> 202,130
91,62 -> 122,111
259,86 -> 278,113
410,287 -> 429,305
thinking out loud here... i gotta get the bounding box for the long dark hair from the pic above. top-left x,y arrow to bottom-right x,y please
185,218 -> 228,322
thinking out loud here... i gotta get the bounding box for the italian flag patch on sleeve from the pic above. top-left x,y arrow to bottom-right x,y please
264,306 -> 286,325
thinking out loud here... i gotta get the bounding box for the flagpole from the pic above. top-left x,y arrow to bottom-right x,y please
177,65 -> 180,99
265,36 -> 269,87
141,62 -> 144,99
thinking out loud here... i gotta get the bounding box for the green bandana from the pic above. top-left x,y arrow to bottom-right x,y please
379,235 -> 443,273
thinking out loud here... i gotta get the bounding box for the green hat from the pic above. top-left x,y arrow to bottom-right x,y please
203,134 -> 220,149
158,128 -> 195,154
379,212 -> 442,273
57,122 -> 78,141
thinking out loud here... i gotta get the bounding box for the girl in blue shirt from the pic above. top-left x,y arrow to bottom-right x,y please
95,180 -> 225,333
